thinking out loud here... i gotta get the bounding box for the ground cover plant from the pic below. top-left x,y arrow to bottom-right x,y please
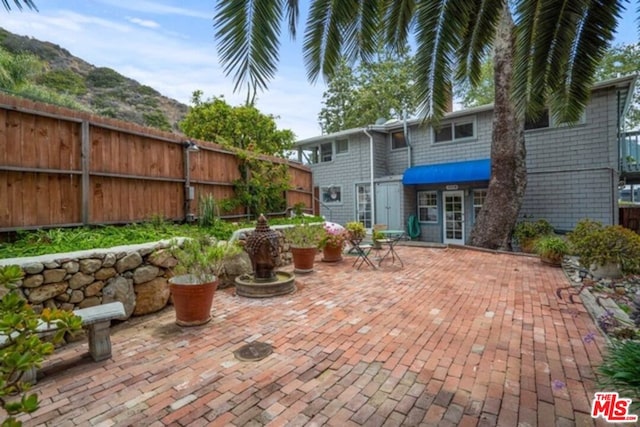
0,215 -> 324,259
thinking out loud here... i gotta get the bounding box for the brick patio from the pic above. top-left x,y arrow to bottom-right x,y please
18,246 -> 611,426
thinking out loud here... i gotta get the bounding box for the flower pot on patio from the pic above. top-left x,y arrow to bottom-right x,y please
322,243 -> 343,262
290,246 -> 318,273
169,274 -> 218,326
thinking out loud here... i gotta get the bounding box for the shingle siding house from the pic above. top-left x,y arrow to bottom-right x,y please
295,75 -> 636,245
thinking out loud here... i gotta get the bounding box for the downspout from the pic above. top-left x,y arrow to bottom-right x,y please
404,107 -> 412,169
364,127 -> 375,225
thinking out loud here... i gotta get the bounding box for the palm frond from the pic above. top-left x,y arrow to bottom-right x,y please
383,0 -> 416,52
550,0 -> 624,123
303,0 -> 380,83
283,0 -> 299,38
1,0 -> 37,11
455,0 -> 503,87
215,0 -> 298,100
414,0 -> 473,122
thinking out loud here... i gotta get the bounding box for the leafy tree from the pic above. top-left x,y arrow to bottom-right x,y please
214,0 -> 627,250
318,59 -> 358,134
318,49 -> 418,134
459,43 -> 640,130
0,265 -> 81,426
594,43 -> 640,130
180,91 -> 295,157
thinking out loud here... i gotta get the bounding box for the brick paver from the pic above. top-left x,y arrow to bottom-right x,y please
17,246 -> 612,426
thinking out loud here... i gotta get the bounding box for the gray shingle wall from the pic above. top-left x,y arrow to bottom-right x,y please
303,83 -> 623,233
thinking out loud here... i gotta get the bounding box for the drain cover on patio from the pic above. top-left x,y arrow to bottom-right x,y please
233,341 -> 273,361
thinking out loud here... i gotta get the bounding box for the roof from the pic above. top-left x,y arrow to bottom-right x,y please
296,74 -> 638,146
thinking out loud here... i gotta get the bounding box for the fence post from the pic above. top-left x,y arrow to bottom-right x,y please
81,120 -> 90,225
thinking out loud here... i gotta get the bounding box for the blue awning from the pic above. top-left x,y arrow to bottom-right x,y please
402,158 -> 491,185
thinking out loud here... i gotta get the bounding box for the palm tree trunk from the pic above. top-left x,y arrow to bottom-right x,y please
469,4 -> 526,251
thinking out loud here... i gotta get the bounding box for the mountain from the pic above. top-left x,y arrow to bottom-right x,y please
0,27 -> 188,132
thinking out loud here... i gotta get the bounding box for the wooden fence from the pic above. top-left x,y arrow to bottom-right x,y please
0,94 -> 313,231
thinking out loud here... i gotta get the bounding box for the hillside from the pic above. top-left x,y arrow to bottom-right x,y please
0,27 -> 188,132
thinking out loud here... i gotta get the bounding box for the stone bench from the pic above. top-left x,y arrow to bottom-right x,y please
1,301 -> 125,383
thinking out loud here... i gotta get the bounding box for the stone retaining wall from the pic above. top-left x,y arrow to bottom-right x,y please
3,232 -> 298,321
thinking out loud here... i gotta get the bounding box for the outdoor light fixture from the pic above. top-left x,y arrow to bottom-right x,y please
183,140 -> 200,152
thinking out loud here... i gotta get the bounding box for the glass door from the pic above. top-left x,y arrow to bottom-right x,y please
355,183 -> 372,228
443,191 -> 464,244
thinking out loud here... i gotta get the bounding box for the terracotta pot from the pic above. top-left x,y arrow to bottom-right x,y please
322,243 -> 343,262
290,246 -> 317,273
169,274 -> 218,326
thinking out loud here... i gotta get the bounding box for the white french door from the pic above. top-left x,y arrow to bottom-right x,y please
443,191 -> 465,244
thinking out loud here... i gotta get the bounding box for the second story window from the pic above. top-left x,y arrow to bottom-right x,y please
320,142 -> 333,162
335,139 -> 349,154
391,131 -> 407,150
434,120 -> 475,143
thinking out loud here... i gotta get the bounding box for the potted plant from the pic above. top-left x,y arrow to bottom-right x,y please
534,235 -> 569,266
345,221 -> 366,241
513,219 -> 554,253
372,229 -> 385,249
169,236 -> 240,326
568,219 -> 640,278
319,222 -> 347,262
282,223 -> 324,273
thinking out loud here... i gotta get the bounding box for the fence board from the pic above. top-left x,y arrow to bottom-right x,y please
0,94 -> 312,230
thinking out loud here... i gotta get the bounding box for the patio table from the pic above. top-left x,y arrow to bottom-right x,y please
377,230 -> 405,268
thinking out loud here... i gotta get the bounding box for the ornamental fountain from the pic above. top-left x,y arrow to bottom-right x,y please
234,214 -> 296,297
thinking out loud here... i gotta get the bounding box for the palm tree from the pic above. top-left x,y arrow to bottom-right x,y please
1,0 -> 36,11
214,0 -> 627,250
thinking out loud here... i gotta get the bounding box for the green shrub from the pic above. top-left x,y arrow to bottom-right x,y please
36,69 -> 87,95
198,194 -> 218,228
86,67 -> 126,88
0,265 -> 82,425
513,219 -> 554,244
534,234 -> 569,264
597,339 -> 640,413
568,219 -> 640,274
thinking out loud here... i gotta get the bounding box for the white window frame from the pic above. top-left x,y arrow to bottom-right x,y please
320,142 -> 333,162
473,189 -> 487,223
321,185 -> 343,204
417,191 -> 438,223
335,139 -> 349,155
433,117 -> 476,144
525,108 -> 586,131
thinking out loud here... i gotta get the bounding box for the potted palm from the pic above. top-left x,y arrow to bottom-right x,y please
282,223 -> 324,273
169,237 -> 240,326
534,235 -> 569,266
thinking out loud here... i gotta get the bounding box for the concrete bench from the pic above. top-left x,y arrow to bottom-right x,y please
1,301 -> 125,383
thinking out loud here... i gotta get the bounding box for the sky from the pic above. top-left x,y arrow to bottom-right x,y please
0,1 -> 638,141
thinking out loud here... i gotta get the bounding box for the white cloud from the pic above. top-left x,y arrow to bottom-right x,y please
126,17 -> 160,29
0,5 -> 326,139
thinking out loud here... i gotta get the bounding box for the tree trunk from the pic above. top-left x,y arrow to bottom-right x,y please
469,4 -> 526,251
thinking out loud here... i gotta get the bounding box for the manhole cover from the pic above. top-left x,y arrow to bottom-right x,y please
233,341 -> 273,362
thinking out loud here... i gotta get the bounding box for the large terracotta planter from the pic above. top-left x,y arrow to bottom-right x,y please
169,274 -> 218,326
290,246 -> 317,273
322,243 -> 343,262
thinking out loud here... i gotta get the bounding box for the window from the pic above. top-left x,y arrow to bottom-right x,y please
321,185 -> 342,203
417,191 -> 438,223
473,189 -> 487,222
391,131 -> 407,150
355,184 -> 372,228
434,120 -> 475,143
300,147 -> 318,164
320,143 -> 333,162
525,110 -> 550,130
335,139 -> 349,154
525,108 -> 586,130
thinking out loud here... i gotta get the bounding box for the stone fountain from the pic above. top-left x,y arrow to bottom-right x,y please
235,214 -> 296,297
